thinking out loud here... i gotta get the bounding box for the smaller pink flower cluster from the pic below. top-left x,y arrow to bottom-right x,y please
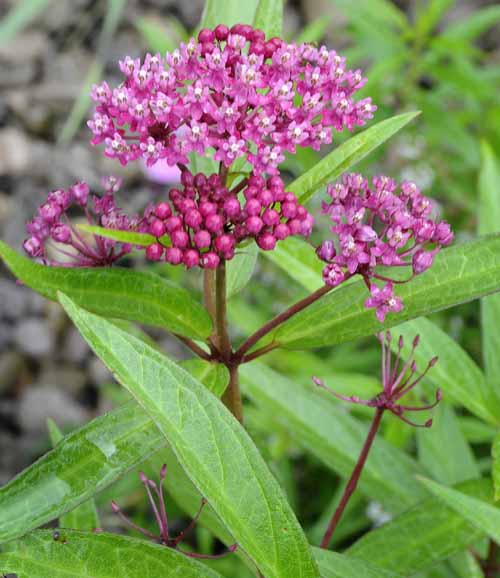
87,23 -> 375,175
316,174 -> 453,321
23,177 -> 144,267
145,169 -> 313,269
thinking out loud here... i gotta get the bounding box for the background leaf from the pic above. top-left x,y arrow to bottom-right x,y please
418,477 -> 500,545
314,549 -> 404,578
417,402 -> 480,485
262,237 -> 324,292
47,419 -> 100,531
478,143 -> 500,409
253,0 -> 283,38
0,242 -> 212,340
347,479 -> 491,575
289,112 -> 419,205
0,403 -> 163,544
200,0 -> 258,30
226,244 -> 259,299
240,363 -> 426,512
392,317 -> 499,425
59,294 -> 320,578
0,530 -> 224,578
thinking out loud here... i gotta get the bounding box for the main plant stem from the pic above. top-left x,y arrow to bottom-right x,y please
207,262 -> 244,423
320,408 -> 384,549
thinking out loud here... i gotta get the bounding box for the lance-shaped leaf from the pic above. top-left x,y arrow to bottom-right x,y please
253,0 -> 283,38
76,224 -> 159,247
240,363 -> 426,512
478,143 -> 500,408
314,549 -> 404,578
181,359 -> 230,397
47,419 -> 100,531
58,293 -> 320,578
262,237 -> 324,292
418,477 -> 500,545
288,112 -> 419,204
261,235 -> 500,350
0,530 -> 224,578
226,243 -> 259,298
0,241 -> 212,340
347,479 -> 491,574
493,431 -> 500,501
200,0 -> 258,29
0,403 -> 164,544
391,317 -> 500,425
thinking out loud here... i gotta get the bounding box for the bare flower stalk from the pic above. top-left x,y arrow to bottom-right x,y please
320,408 -> 384,549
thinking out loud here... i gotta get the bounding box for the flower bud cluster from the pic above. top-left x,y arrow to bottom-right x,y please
88,23 -> 375,175
23,177 -> 144,267
316,174 -> 453,321
145,169 -> 313,269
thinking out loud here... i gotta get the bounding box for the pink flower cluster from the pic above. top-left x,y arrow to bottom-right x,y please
314,331 -> 441,428
145,169 -> 313,269
87,23 -> 375,175
316,174 -> 453,321
23,177 -> 144,267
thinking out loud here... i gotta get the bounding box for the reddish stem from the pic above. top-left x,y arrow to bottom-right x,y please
320,408 -> 384,549
235,285 -> 332,360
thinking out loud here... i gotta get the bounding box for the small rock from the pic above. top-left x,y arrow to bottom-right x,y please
0,128 -> 31,175
0,351 -> 25,394
87,357 -> 113,384
0,279 -> 30,319
18,385 -> 87,434
61,327 -> 89,363
14,317 -> 55,358
36,365 -> 87,395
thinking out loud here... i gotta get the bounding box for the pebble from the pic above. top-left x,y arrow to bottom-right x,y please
13,317 -> 55,357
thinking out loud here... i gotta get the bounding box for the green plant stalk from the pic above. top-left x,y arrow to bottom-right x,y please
214,261 -> 244,422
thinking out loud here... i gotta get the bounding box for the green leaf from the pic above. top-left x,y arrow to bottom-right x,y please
347,479 -> 491,574
76,224 -> 159,247
200,0 -> 258,29
135,17 -> 178,53
47,420 -> 100,531
0,241 -> 212,340
263,235 -> 500,351
181,359 -> 229,397
478,143 -> 500,408
0,403 -> 164,544
418,477 -> 500,545
0,0 -> 51,44
58,294 -> 320,578
240,363 -> 426,512
314,549 -> 404,578
443,6 -> 500,41
253,0 -> 283,38
0,530 -> 224,578
417,402 -> 480,485
391,318 -> 499,425
226,244 -> 259,298
262,237 -> 324,292
295,18 -> 330,45
327,0 -> 408,30
492,431 -> 500,501
289,112 -> 419,205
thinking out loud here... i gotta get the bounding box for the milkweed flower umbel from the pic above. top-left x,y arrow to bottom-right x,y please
23,177 -> 146,267
316,174 -> 453,321
314,331 -> 441,428
87,24 -> 376,175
